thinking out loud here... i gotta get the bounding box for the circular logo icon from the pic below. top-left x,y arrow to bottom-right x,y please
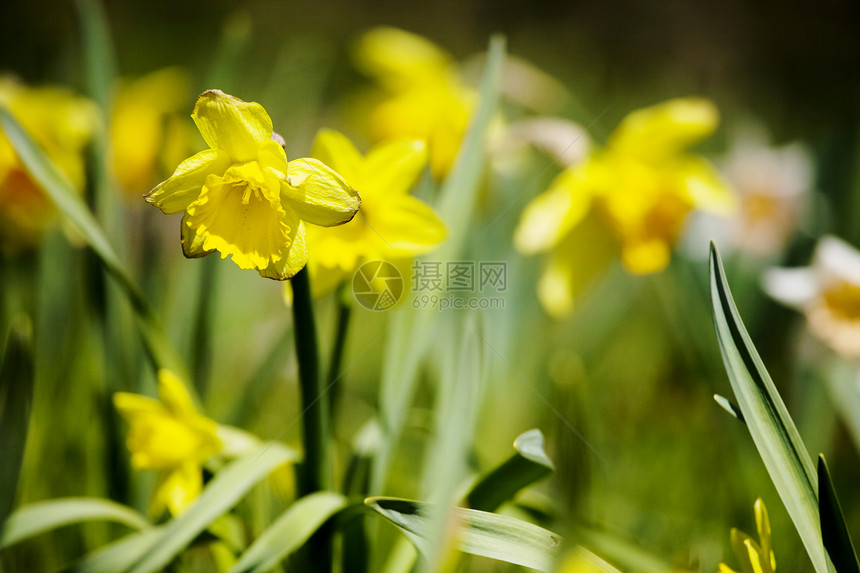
353,260 -> 404,311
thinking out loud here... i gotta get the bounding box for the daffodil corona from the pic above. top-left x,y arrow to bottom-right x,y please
515,98 -> 735,317
307,128 -> 446,295
114,370 -> 222,516
146,90 -> 360,279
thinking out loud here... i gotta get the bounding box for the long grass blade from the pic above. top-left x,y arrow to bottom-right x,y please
126,443 -> 299,573
466,428 -> 554,512
366,497 -> 561,572
0,498 -> 150,549
0,107 -> 188,382
229,492 -> 348,573
709,242 -> 827,572
818,454 -> 860,573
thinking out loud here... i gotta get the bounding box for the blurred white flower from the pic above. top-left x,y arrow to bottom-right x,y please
764,236 -> 860,358
722,132 -> 813,256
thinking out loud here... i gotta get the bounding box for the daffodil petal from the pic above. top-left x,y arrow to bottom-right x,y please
113,392 -> 164,417
620,239 -> 671,274
191,90 -> 273,162
186,171 -> 290,271
354,26 -> 453,90
729,529 -> 758,573
610,97 -> 718,160
514,168 -> 592,254
308,260 -> 349,298
311,128 -> 363,185
282,158 -> 361,227
363,139 -> 428,197
680,156 -> 736,214
145,148 -> 231,214
259,217 -> 308,280
369,195 -> 446,257
157,461 -> 202,516
754,499 -> 775,571
537,255 -> 576,319
157,369 -> 198,418
180,212 -> 214,258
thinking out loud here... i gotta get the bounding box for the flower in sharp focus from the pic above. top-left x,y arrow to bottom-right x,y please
764,235 -> 860,358
718,498 -> 776,573
113,370 -> 222,516
110,67 -> 197,196
0,76 -> 97,253
353,26 -> 476,180
515,97 -> 734,318
307,128 -> 446,296
145,90 -> 361,280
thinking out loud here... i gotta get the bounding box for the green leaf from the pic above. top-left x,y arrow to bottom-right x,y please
365,497 -> 561,572
0,107 -> 188,383
126,443 -> 299,573
0,498 -> 150,549
69,528 -> 165,573
0,316 -> 34,530
229,492 -> 348,573
709,242 -> 827,572
466,429 -> 554,512
818,454 -> 860,573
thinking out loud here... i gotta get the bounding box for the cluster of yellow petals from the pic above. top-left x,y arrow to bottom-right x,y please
515,98 -> 735,317
719,499 -> 776,573
354,27 -> 476,180
306,129 -> 447,296
0,76 -> 97,253
146,90 -> 361,279
113,370 -> 222,516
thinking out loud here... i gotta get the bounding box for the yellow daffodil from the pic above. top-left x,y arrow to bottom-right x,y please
764,235 -> 860,358
306,128 -> 446,296
353,27 -> 476,179
718,498 -> 775,573
114,369 -> 222,516
145,90 -> 361,279
0,76 -> 97,253
515,98 -> 734,317
110,67 -> 197,196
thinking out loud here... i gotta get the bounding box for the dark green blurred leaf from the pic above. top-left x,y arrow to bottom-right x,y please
0,107 -> 188,383
0,319 -> 35,531
0,498 -> 150,549
126,443 -> 299,573
365,496 -> 561,572
229,492 -> 348,573
709,242 -> 827,573
466,428 -> 554,512
818,454 -> 860,573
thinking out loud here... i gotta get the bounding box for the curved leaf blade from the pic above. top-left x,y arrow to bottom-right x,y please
366,497 -> 561,572
818,454 -> 860,573
466,428 -> 554,512
709,242 -> 827,572
229,492 -> 348,573
126,443 -> 299,573
69,528 -> 165,573
0,498 -> 150,549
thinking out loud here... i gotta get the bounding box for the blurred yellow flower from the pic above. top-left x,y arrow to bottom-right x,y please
145,90 -> 361,280
353,27 -> 476,179
114,369 -> 222,516
764,235 -> 860,358
0,76 -> 97,253
110,67 -> 197,196
307,128 -> 446,295
718,498 -> 775,573
515,98 -> 734,317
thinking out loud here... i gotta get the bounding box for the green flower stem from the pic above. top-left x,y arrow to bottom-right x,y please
191,256 -> 218,400
291,267 -> 332,495
327,295 -> 352,420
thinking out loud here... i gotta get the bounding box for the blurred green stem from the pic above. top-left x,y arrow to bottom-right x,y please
327,295 -> 352,420
291,267 -> 331,495
191,256 -> 218,399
